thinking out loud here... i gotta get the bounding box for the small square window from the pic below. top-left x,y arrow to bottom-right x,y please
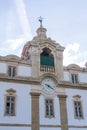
71,74 -> 78,84
8,66 -> 16,77
45,99 -> 54,118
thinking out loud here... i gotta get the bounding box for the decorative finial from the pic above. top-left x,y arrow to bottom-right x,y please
38,16 -> 43,27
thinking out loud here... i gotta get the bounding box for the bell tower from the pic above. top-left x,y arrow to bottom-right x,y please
21,18 -> 65,80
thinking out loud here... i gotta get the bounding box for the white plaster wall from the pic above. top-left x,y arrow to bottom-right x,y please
66,88 -> 87,126
0,126 -> 31,130
40,128 -> 61,130
0,82 -> 31,124
63,71 -> 69,81
79,72 -> 87,83
39,95 -> 61,125
0,62 -> 7,73
18,65 -> 31,77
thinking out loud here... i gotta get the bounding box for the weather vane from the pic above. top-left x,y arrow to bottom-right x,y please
38,16 -> 43,27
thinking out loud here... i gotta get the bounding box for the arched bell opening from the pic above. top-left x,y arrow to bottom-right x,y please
40,47 -> 55,72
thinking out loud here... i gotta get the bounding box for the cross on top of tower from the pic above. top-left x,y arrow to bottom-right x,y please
38,16 -> 43,27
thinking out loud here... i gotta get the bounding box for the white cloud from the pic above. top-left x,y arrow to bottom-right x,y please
64,42 -> 80,56
14,0 -> 32,40
0,39 -> 86,68
63,42 -> 87,67
7,38 -> 25,50
5,10 -> 16,39
63,43 -> 80,65
69,43 -> 80,52
79,60 -> 86,67
0,37 -> 26,56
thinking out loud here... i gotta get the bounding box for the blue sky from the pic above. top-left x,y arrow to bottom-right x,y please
0,0 -> 87,67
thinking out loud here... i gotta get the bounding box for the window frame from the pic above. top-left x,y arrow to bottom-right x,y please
73,95 -> 84,119
8,66 -> 17,77
71,74 -> 78,84
45,98 -> 54,118
4,89 -> 16,116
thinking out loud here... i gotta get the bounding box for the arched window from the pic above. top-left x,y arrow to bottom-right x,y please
40,48 -> 54,67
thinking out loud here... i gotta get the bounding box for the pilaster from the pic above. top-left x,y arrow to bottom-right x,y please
58,94 -> 68,130
30,92 -> 40,130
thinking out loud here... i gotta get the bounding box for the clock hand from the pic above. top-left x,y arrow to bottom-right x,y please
45,84 -> 54,89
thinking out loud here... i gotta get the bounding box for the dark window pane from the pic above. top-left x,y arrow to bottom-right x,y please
50,105 -> 53,115
46,100 -> 48,104
46,105 -> 49,115
75,107 -> 78,117
72,74 -> 78,84
78,101 -> 81,106
6,97 -> 10,101
11,97 -> 15,102
7,103 -> 10,107
8,67 -> 16,77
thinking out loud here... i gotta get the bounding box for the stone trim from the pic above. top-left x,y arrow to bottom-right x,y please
6,88 -> 16,93
0,76 -> 41,85
30,92 -> 41,130
40,125 -> 87,128
4,90 -> 17,116
30,92 -> 41,97
58,95 -> 67,98
58,94 -> 68,130
40,125 -> 61,127
0,123 -> 87,129
73,95 -> 84,119
59,82 -> 87,90
0,75 -> 87,90
0,123 -> 31,127
69,125 -> 87,128
0,123 -> 87,128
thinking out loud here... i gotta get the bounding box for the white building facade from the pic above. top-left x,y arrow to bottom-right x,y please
0,24 -> 87,130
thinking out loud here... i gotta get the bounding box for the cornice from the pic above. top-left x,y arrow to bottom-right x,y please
0,75 -> 87,90
0,123 -> 87,128
0,75 -> 41,85
0,57 -> 32,66
63,65 -> 87,72
58,81 -> 87,90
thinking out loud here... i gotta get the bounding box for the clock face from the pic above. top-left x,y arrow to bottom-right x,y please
42,79 -> 55,95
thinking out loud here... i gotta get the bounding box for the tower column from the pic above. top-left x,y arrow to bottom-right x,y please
58,95 -> 68,130
30,92 -> 40,130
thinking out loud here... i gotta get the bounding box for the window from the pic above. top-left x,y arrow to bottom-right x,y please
45,99 -> 54,118
73,95 -> 83,119
5,89 -> 16,116
40,47 -> 54,67
5,96 -> 15,116
71,74 -> 78,84
8,66 -> 16,77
